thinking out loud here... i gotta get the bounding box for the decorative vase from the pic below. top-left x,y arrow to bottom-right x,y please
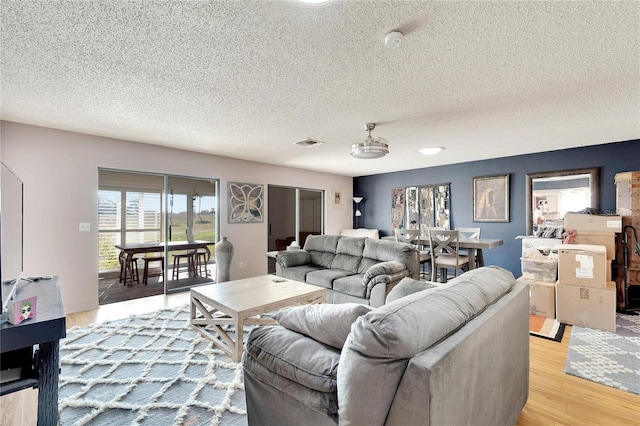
215,237 -> 234,283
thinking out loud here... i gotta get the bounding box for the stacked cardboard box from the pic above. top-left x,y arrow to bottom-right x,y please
615,172 -> 640,288
556,244 -> 616,332
520,238 -> 559,318
615,172 -> 640,310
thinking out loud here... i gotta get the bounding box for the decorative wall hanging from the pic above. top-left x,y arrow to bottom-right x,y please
228,182 -> 264,223
331,189 -> 343,209
473,174 -> 510,222
391,187 -> 405,232
391,184 -> 450,236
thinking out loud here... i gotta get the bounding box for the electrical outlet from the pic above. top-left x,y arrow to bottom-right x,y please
239,261 -> 248,268
79,223 -> 91,232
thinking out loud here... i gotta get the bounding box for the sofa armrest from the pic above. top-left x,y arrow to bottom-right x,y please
276,250 -> 311,268
363,261 -> 407,289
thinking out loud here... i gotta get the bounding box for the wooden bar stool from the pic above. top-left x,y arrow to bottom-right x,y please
120,253 -> 139,285
194,249 -> 210,277
172,252 -> 196,280
142,256 -> 165,285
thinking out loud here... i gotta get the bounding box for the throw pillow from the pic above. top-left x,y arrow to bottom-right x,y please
272,303 -> 373,349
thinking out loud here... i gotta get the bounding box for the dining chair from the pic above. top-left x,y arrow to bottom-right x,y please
427,228 -> 469,283
395,229 -> 431,279
456,226 -> 482,268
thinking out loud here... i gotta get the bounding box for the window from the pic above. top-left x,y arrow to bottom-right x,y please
98,189 -> 162,274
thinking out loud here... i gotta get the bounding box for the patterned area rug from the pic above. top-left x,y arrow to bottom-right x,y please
564,313 -> 640,395
529,314 -> 566,342
59,305 -> 249,425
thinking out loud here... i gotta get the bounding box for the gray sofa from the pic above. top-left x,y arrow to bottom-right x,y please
243,266 -> 529,425
275,234 -> 419,307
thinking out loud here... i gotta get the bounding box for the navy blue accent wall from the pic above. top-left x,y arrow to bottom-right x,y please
353,139 -> 639,277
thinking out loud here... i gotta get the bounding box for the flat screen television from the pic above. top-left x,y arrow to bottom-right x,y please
0,161 -> 24,312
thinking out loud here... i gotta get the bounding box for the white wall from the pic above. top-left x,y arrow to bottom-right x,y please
0,121 -> 353,313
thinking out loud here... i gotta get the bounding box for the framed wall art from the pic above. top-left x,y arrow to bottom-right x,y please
473,174 -> 510,222
331,189 -> 343,209
228,182 -> 264,223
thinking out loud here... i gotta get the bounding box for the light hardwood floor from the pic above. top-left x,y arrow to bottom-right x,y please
2,292 -> 639,425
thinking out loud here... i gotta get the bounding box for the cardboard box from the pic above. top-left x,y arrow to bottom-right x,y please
556,281 -> 616,332
558,245 -> 607,288
520,237 -> 561,255
572,232 -> 616,259
519,277 -> 556,318
615,171 -> 640,216
564,213 -> 622,234
521,257 -> 558,282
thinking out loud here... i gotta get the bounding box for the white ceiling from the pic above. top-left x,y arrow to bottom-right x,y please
2,1 -> 639,177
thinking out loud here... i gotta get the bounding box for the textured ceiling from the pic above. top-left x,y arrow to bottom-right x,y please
1,1 -> 639,177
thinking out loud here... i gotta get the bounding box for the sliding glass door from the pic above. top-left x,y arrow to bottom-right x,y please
165,176 -> 217,292
98,170 -> 218,304
267,186 -> 324,273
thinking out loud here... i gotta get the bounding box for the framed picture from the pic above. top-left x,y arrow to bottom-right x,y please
228,182 -> 264,223
473,174 -> 510,222
331,189 -> 343,209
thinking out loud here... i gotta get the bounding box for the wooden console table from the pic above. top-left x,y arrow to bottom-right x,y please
0,276 -> 66,425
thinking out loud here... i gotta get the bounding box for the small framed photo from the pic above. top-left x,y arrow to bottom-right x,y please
473,174 -> 510,222
331,189 -> 343,209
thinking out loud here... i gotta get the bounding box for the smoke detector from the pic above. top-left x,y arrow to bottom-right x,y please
384,31 -> 403,48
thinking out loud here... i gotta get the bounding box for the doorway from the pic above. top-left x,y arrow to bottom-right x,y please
267,186 -> 324,272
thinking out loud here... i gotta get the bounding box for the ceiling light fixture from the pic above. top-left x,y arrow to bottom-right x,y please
384,31 -> 403,48
351,123 -> 390,159
419,147 -> 444,155
294,0 -> 334,5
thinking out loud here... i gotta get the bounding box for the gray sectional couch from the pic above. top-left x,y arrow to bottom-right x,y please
243,266 -> 529,425
275,234 -> 419,307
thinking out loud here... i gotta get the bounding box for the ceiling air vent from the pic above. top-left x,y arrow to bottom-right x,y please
294,138 -> 325,147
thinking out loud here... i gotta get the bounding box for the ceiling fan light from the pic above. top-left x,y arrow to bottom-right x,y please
351,123 -> 390,159
351,141 -> 389,159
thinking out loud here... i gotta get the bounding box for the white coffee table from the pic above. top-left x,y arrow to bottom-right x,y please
190,275 -> 326,362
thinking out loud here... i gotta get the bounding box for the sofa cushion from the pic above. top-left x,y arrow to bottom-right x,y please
306,269 -> 353,289
272,303 -> 373,349
337,266 -> 516,425
360,238 -> 418,277
243,326 -> 340,416
279,264 -> 325,283
305,235 -> 340,268
386,277 -> 438,303
331,237 -> 366,273
332,275 -> 367,299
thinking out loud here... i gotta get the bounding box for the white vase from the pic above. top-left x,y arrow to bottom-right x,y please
215,237 -> 234,283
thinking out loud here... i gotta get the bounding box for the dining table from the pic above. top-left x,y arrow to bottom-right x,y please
414,237 -> 504,270
115,240 -> 214,285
